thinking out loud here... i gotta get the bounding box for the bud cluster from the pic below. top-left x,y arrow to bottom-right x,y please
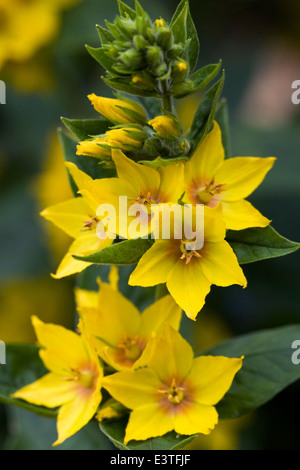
92,0 -> 191,97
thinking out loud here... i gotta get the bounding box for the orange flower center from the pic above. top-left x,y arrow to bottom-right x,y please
196,178 -> 224,207
115,334 -> 145,367
82,214 -> 99,230
64,364 -> 97,391
157,378 -> 185,406
180,239 -> 202,264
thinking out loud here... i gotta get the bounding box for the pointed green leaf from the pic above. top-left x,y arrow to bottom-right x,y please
96,25 -> 114,46
100,417 -> 197,450
61,118 -> 112,142
226,225 -> 300,264
117,0 -> 136,19
86,46 -> 115,74
135,0 -> 146,18
170,0 -> 188,26
171,1 -> 187,44
73,239 -> 154,265
203,324 -> 300,419
186,3 -> 199,72
102,76 -> 159,98
0,344 -> 57,418
188,70 -> 225,154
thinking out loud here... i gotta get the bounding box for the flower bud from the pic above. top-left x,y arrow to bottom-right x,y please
148,115 -> 183,139
76,137 -> 111,158
146,46 -> 164,66
106,126 -> 147,150
172,60 -> 189,83
88,94 -> 147,125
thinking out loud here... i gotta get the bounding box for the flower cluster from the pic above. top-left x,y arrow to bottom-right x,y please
12,273 -> 242,446
10,0 -> 281,449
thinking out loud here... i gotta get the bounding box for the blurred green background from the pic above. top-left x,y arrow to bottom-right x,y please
0,0 -> 299,450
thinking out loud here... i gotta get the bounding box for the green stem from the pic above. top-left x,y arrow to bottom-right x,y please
161,80 -> 174,114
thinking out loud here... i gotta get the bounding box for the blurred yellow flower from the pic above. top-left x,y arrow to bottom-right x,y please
0,0 -> 80,70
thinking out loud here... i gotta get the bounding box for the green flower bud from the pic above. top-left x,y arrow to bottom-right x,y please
143,136 -> 162,156
133,34 -> 149,50
172,60 -> 189,83
119,48 -> 144,68
146,46 -> 164,66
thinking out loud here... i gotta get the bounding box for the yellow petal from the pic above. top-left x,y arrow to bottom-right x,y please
31,316 -> 89,372
174,402 -> 218,435
65,161 -> 93,191
11,372 -> 76,408
80,281 -> 141,348
112,149 -> 161,198
185,121 -> 224,184
221,199 -> 271,230
139,294 -> 182,338
76,138 -> 111,158
166,258 -> 211,320
124,404 -> 174,445
216,156 -> 276,201
201,241 -> 247,288
74,288 -> 99,310
148,324 -> 194,382
40,197 -> 91,238
188,355 -> 243,405
157,162 -> 185,203
53,387 -> 102,446
102,368 -> 161,410
128,240 -> 178,287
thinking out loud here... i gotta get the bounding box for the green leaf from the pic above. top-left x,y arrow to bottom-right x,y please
117,0 -> 136,19
61,117 -> 112,141
188,70 -> 225,154
186,3 -> 199,72
172,61 -> 221,98
215,97 -> 231,158
226,225 -> 300,264
171,1 -> 187,44
138,156 -> 188,168
203,324 -> 300,419
86,46 -> 115,74
100,417 -> 197,450
73,239 -> 154,265
0,344 -> 57,418
102,76 -> 159,98
170,0 -> 187,26
96,25 -> 114,46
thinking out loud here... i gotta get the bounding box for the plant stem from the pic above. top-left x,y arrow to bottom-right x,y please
161,80 -> 174,114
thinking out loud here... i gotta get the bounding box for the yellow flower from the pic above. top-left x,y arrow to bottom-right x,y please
80,149 -> 185,239
11,316 -> 103,446
129,204 -> 247,320
76,277 -> 182,371
102,324 -> 243,445
88,93 -> 147,125
148,115 -> 182,139
184,121 -> 276,230
40,161 -> 112,278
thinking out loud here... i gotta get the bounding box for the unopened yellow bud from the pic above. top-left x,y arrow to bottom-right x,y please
88,94 -> 147,125
76,137 -> 111,158
148,115 -> 182,139
155,18 -> 166,29
106,127 -> 146,150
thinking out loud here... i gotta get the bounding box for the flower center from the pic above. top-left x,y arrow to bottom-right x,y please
135,191 -> 152,206
196,178 -> 224,207
64,366 -> 96,390
115,335 -> 145,367
157,378 -> 185,405
180,239 -> 201,264
82,214 -> 99,230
